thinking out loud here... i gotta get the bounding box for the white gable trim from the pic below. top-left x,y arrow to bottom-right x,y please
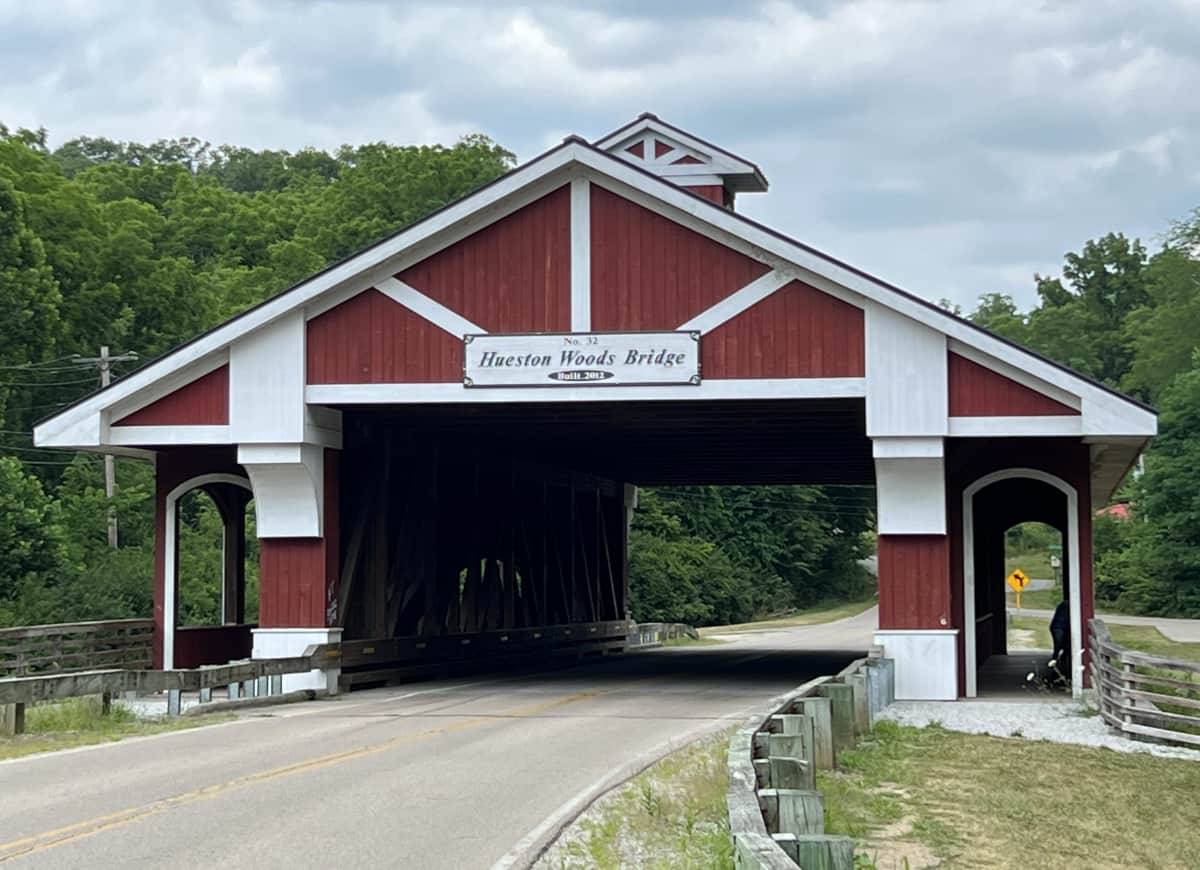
34,150 -> 580,448
376,277 -> 485,339
564,149 -> 1154,438
678,270 -> 793,333
35,136 -> 1153,450
595,117 -> 761,182
570,178 -> 591,331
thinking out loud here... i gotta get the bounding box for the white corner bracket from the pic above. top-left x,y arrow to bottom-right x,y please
237,443 -> 325,538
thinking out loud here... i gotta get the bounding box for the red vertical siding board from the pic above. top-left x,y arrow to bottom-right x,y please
948,352 -> 1079,416
589,186 -> 770,331
306,289 -> 461,383
878,535 -> 950,630
115,366 -> 229,427
399,185 -> 570,334
683,185 -> 725,205
700,281 -> 865,379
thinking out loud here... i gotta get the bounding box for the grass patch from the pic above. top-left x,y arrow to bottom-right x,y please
1,695 -> 231,761
821,720 -> 1200,869
701,598 -> 877,636
1008,614 -> 1200,662
1105,623 -> 1200,661
537,730 -> 734,870
1004,585 -> 1063,611
1004,551 -> 1053,580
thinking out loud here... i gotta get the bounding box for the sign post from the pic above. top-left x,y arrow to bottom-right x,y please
1006,567 -> 1031,609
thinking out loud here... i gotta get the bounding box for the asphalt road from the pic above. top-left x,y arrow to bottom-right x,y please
0,608 -> 875,870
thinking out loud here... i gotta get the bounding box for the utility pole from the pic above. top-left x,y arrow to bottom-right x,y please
74,346 -> 139,548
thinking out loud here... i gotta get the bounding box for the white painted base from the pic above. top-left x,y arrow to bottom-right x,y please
252,627 -> 342,695
873,630 -> 959,700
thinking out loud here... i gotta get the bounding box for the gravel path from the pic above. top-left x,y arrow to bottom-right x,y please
881,700 -> 1200,762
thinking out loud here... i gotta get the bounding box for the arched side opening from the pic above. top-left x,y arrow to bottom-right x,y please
163,473 -> 254,669
963,469 -> 1082,698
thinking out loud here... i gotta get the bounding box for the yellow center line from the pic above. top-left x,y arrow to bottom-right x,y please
0,688 -> 604,862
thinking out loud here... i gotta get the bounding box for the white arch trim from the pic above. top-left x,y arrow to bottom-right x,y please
962,468 -> 1081,699
163,473 -> 253,670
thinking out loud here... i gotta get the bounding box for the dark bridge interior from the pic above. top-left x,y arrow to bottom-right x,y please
339,398 -> 874,486
329,399 -> 875,685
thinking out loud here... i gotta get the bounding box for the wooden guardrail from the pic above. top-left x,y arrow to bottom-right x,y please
0,619 -> 154,678
1090,618 -> 1200,748
727,655 -> 895,869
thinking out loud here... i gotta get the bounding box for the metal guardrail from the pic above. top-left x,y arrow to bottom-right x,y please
0,619 -> 154,678
1090,618 -> 1200,748
0,646 -> 339,736
727,655 -> 895,869
0,618 -> 686,736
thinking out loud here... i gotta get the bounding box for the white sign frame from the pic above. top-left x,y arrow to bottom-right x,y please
464,331 -> 701,388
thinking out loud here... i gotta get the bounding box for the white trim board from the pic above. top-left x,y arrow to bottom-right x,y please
962,468 -> 1082,699
948,416 -> 1083,437
305,377 -> 866,405
376,277 -> 485,339
570,177 -> 591,331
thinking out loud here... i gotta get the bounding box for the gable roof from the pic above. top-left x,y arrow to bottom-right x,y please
594,112 -> 768,193
35,118 -> 1155,450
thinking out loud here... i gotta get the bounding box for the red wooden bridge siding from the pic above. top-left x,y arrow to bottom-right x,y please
306,289 -> 462,384
948,352 -> 1078,416
877,535 -> 951,630
258,449 -> 340,628
400,185 -> 571,334
702,280 -> 864,379
590,185 -> 770,330
115,365 -> 229,426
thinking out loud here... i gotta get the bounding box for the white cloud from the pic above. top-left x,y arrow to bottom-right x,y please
0,0 -> 1197,309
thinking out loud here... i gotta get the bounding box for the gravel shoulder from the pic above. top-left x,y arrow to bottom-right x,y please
880,699 -> 1200,761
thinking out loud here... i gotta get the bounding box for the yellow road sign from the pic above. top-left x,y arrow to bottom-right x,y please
1006,568 -> 1030,592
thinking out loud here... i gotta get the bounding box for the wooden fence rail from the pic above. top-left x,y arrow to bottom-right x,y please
1089,618 -> 1200,748
0,619 -> 154,678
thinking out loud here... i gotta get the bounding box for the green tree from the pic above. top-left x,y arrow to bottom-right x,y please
0,457 -> 66,624
0,175 -> 61,428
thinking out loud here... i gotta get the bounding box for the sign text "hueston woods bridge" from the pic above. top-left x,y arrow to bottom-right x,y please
464,331 -> 700,388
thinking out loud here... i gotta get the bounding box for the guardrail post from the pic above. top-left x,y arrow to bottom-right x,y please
167,688 -> 182,717
227,682 -> 239,701
1,702 -> 25,736
270,675 -> 283,696
790,697 -> 834,769
256,676 -> 269,698
199,687 -> 212,704
818,684 -> 856,753
101,691 -> 112,716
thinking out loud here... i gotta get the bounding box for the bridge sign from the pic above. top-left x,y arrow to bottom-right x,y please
464,331 -> 701,388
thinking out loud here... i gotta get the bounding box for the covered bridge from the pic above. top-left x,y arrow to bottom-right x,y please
35,114 -> 1156,700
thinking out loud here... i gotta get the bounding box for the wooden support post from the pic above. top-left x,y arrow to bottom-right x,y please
1,702 -> 26,736
791,697 -> 835,769
819,683 -> 856,753
768,756 -> 814,791
758,788 -> 824,837
774,835 -> 855,869
847,673 -> 870,733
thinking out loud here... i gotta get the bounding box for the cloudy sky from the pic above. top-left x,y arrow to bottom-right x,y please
2,0 -> 1199,308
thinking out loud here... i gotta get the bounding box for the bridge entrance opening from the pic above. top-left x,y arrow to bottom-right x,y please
961,467 -> 1082,697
